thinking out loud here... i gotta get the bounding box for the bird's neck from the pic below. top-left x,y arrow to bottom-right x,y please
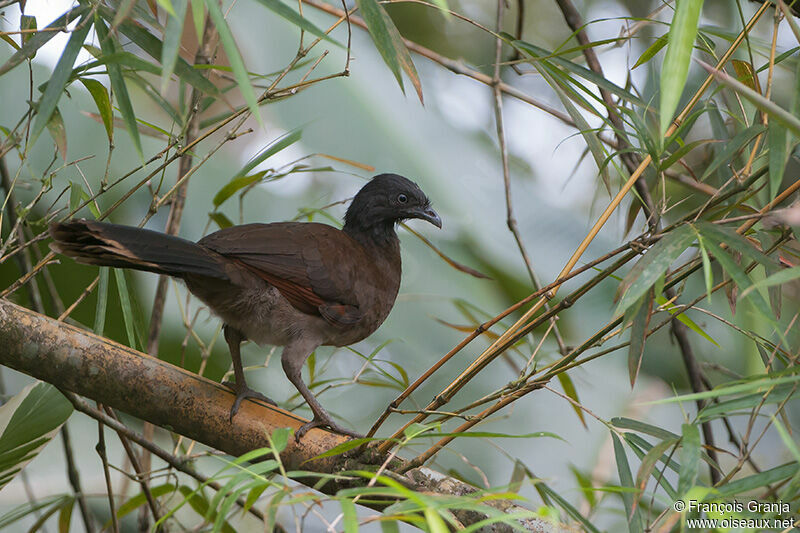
343,220 -> 399,250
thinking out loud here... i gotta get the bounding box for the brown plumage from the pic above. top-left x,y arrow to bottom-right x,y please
49,174 -> 441,439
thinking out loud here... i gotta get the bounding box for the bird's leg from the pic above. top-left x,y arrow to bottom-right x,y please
223,325 -> 275,421
281,340 -> 363,440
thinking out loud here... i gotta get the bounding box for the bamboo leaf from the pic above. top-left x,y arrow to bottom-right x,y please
633,34 -> 667,69
30,13 -> 92,145
633,438 -> 678,513
113,16 -> 219,96
94,15 -> 143,160
79,79 -> 113,142
510,38 -> 645,107
660,0 -> 704,136
628,291 -> 653,386
0,6 -> 89,77
616,225 -> 696,315
341,498 -> 358,533
696,222 -> 776,268
556,372 -> 586,428
702,238 -> 773,321
699,124 -> 765,183
740,265 -> 800,298
677,424 -> 700,496
161,0 -> 188,94
699,60 -> 800,137
0,383 -> 72,491
611,433 -> 644,533
355,0 -> 423,103
203,0 -> 261,123
94,267 -> 110,335
611,418 -> 679,441
213,129 -> 302,207
45,107 -> 67,161
716,462 -> 798,497
252,0 -> 340,46
114,269 -> 138,349
534,62 -> 610,188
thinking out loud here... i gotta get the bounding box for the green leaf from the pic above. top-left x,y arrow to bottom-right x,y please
423,508 -> 448,533
355,0 -> 423,103
213,129 -> 302,207
161,0 -> 188,94
633,34 -> 667,69
534,62 -> 610,188
46,107 -> 68,161
190,0 -> 206,41
79,78 -> 114,142
741,266 -> 800,299
510,38 -> 645,108
94,14 -> 143,160
649,374 -> 800,405
270,427 -> 291,453
0,496 -> 70,529
655,295 -> 719,347
698,387 -> 795,421
116,484 -> 176,517
611,418 -> 679,441
616,225 -> 696,315
57,498 -> 73,533
203,0 -> 261,123
695,231 -> 713,304
701,60 -> 800,138
0,383 -> 72,490
677,424 -> 700,496
209,212 -> 234,229
716,462 -> 798,497
556,372 -> 586,428
212,174 -> 263,208
341,498 -> 358,533
69,182 -> 83,214
628,291 -> 653,386
0,6 -> 89,77
660,0 -> 704,137
306,438 -> 381,462
31,13 -> 92,145
611,433 -> 644,533
114,269 -> 138,349
695,222 -> 775,268
20,15 -> 37,45
252,0 -> 340,46
633,437 -> 678,512
113,16 -> 219,97
699,124 -> 766,182
767,121 -> 788,201
701,238 -> 774,321
94,267 -> 110,335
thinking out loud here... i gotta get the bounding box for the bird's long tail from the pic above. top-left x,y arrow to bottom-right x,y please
49,219 -> 227,279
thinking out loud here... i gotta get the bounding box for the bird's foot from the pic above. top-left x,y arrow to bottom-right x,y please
295,416 -> 363,441
223,381 -> 276,421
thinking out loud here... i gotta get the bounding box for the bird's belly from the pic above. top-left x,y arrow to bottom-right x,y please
186,278 -> 294,345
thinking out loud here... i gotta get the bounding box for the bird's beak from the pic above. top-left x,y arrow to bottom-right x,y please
411,206 -> 442,228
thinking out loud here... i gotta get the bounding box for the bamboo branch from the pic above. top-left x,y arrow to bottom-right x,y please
0,299 -> 564,533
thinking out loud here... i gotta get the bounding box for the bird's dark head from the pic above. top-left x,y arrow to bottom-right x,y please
344,174 -> 441,242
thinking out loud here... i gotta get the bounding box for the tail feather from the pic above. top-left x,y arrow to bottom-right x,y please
49,220 -> 227,279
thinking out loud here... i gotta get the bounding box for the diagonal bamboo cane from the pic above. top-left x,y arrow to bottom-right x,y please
375,1 -> 772,455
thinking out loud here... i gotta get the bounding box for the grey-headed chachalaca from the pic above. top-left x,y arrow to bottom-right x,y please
50,174 -> 441,439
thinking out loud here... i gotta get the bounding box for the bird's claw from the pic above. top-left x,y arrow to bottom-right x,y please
295,416 -> 363,441
223,381 -> 276,421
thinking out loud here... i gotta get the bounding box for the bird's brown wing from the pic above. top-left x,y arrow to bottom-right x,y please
199,223 -> 363,327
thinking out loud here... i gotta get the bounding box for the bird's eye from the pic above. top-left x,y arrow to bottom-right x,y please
397,193 -> 408,204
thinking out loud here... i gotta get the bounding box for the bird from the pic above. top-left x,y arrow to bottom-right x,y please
49,173 -> 441,439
